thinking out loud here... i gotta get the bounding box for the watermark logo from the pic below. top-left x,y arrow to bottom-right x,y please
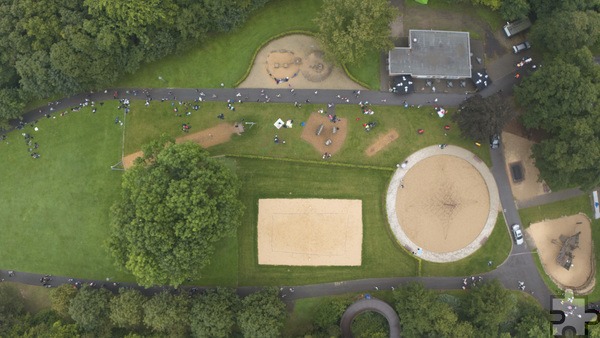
550,292 -> 599,336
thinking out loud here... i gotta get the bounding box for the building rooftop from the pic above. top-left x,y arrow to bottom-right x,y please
389,30 -> 472,79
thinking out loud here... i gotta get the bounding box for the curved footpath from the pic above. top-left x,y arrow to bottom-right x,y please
1,75 -> 559,313
340,298 -> 401,338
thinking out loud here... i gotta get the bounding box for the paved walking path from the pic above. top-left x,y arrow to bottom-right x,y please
517,188 -> 584,209
340,298 -> 401,338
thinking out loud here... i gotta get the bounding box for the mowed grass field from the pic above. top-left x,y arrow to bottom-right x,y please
0,106 -> 133,281
1,97 -> 507,285
117,0 -> 380,90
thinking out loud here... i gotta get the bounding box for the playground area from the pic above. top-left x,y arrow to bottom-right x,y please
257,199 -> 363,266
300,113 -> 348,156
501,132 -> 549,204
527,214 -> 595,294
238,34 -> 364,89
122,123 -> 244,168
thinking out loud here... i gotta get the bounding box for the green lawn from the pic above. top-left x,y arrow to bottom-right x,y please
518,194 -> 600,302
233,157 -> 416,286
405,0 -> 504,31
421,213 -> 512,276
5,282 -> 52,314
124,100 -> 491,167
0,105 -> 133,282
116,0 -> 379,90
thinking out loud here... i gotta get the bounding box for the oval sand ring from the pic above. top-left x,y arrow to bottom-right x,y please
386,145 -> 500,262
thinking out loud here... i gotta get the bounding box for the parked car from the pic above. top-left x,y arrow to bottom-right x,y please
503,18 -> 532,37
512,41 -> 531,54
512,224 -> 524,245
490,134 -> 500,149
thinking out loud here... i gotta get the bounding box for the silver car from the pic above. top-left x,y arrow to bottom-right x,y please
512,224 -> 524,245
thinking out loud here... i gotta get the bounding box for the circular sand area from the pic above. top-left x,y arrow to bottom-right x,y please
386,146 -> 499,262
238,34 -> 364,90
527,214 -> 595,294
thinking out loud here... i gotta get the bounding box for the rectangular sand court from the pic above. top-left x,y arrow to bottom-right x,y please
257,199 -> 363,266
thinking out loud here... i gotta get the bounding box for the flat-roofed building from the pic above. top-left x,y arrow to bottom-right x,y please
389,30 -> 472,79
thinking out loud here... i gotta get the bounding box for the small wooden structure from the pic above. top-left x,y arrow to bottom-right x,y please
556,232 -> 581,270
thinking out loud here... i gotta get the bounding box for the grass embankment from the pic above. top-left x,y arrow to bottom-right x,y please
117,0 -> 380,90
518,194 -> 600,301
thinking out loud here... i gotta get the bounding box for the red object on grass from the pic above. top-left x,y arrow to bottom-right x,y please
444,125 -> 451,130
417,129 -> 425,134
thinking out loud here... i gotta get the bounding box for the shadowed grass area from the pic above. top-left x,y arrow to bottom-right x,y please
421,213 -> 512,276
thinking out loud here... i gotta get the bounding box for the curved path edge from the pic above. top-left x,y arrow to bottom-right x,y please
340,298 -> 401,338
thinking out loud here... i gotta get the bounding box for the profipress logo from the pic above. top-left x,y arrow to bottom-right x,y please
550,294 -> 599,336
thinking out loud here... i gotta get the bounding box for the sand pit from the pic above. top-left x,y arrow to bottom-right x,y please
257,199 -> 363,266
122,123 -> 243,169
527,214 -> 595,293
238,34 -> 364,90
387,146 -> 499,262
501,132 -> 549,204
365,130 -> 399,157
301,113 -> 348,156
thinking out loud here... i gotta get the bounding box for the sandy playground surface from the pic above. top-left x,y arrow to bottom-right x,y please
501,131 -> 549,204
257,199 -> 363,266
395,155 -> 490,253
365,130 -> 399,157
238,34 -> 364,90
301,113 -> 348,155
527,214 -> 595,293
122,123 -> 243,169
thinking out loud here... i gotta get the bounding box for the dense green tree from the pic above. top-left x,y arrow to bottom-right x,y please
314,0 -> 398,65
394,282 -> 461,337
237,288 -> 286,338
531,10 -> 600,51
49,284 -> 78,319
463,279 -> 516,333
109,136 -> 244,287
500,0 -> 530,21
514,302 -> 551,337
190,288 -> 239,338
109,288 -> 146,329
0,88 -> 24,128
143,291 -> 190,335
313,297 -> 352,332
452,93 -> 517,141
0,283 -> 25,333
471,0 -> 501,10
515,58 -> 599,132
531,115 -> 600,189
68,286 -> 112,333
351,312 -> 389,338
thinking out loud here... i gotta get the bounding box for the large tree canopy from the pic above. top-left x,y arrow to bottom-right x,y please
237,288 -> 286,338
515,48 -> 600,188
314,0 -> 398,65
190,288 -> 239,338
109,136 -> 244,287
452,93 -> 517,141
530,10 -> 600,51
